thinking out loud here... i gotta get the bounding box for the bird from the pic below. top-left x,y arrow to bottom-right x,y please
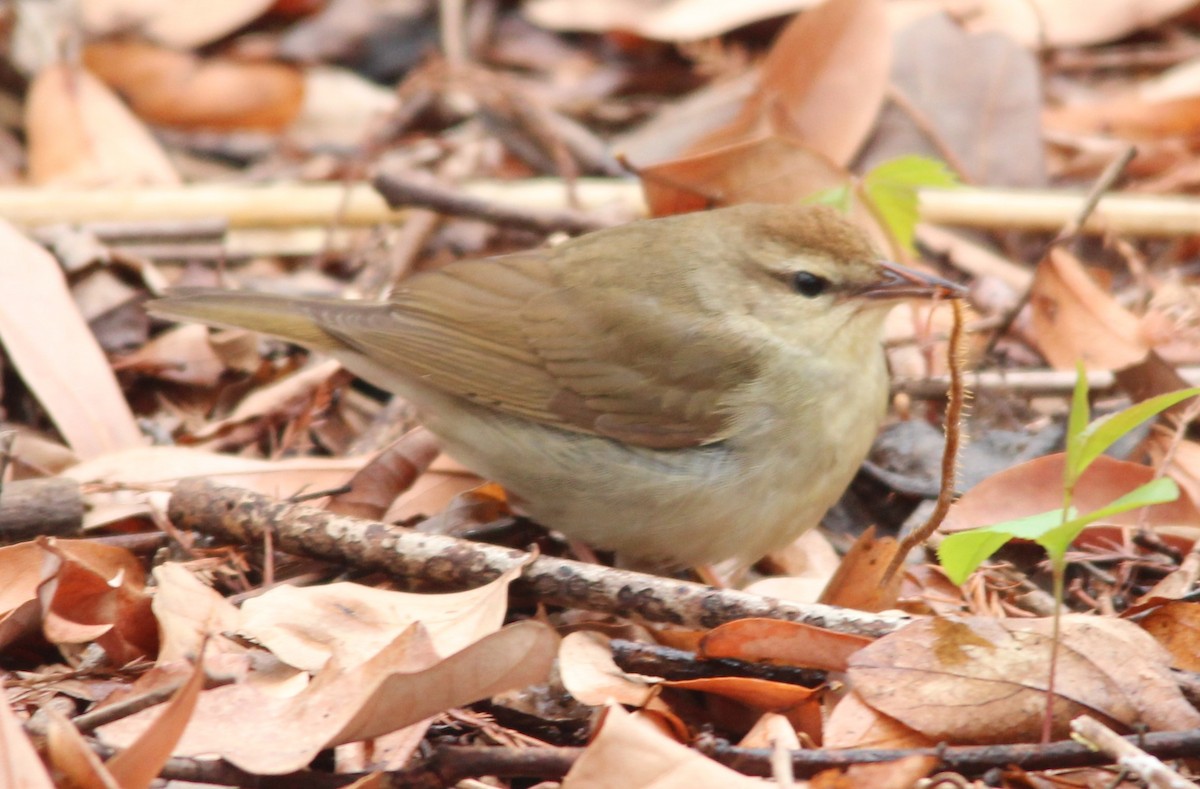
148,203 -> 964,569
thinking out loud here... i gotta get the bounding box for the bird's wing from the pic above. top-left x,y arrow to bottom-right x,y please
313,251 -> 763,449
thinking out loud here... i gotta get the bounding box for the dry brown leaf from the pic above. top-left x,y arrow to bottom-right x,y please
1029,248 -> 1149,371
25,64 -> 180,187
1146,436 -> 1200,522
858,12 -> 1045,187
688,0 -> 890,166
640,134 -> 848,215
151,564 -> 243,665
0,222 -> 142,460
38,538 -> 158,665
2,539 -> 153,661
1140,602 -> 1200,672
63,446 -> 370,530
559,631 -> 675,712
83,40 -> 304,132
64,445 -> 364,491
290,66 -> 399,151
104,657 -> 205,789
561,704 -> 766,788
818,526 -> 902,611
738,711 -> 800,749
191,358 -> 343,440
334,718 -> 435,773
1046,94 -> 1200,141
664,676 -> 821,730
940,453 -> 1200,534
326,427 -> 442,519
97,620 -> 558,774
0,688 -> 56,789
382,460 -> 492,524
111,324 -> 227,387
237,562 -> 527,671
760,527 -> 841,580
960,0 -> 1199,49
824,689 -> 934,749
45,707 -> 119,789
523,0 -> 819,41
848,615 -> 1200,743
897,564 -> 969,616
81,0 -> 275,49
699,618 -> 871,673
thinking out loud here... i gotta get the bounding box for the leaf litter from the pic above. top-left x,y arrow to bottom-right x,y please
6,0 -> 1200,786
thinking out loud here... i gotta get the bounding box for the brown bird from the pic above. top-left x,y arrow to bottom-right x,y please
149,203 -> 963,568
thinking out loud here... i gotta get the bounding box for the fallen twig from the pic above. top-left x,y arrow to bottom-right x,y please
894,366 -> 1200,399
1071,715 -> 1199,789
372,166 -> 618,235
167,478 -> 909,636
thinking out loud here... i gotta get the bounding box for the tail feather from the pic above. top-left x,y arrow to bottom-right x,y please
147,288 -> 340,351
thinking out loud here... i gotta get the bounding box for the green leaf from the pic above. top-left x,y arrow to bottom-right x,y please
938,476 -> 1179,585
1067,387 -> 1200,485
1035,477 -> 1181,558
807,184 -> 853,213
936,509 -> 1067,585
860,156 -> 959,254
1066,362 -> 1090,482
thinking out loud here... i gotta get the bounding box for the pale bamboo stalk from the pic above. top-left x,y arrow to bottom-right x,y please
2,182 -> 1200,237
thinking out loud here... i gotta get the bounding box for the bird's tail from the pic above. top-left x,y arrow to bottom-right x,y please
147,288 -> 341,351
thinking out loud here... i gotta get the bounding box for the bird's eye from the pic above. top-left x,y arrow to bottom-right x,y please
791,271 -> 831,298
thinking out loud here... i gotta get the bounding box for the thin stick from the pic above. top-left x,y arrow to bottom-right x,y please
1071,715 -> 1200,789
984,144 -> 1137,356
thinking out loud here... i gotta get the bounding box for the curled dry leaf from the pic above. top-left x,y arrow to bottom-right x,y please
817,525 -> 902,611
25,64 -> 181,187
96,620 -> 558,774
664,675 -> 821,737
237,562 -> 527,671
561,704 -> 766,789
848,614 -> 1200,743
559,630 -> 672,710
38,537 -> 159,665
82,40 -> 304,133
0,222 -> 143,460
940,453 -> 1200,534
1029,247 -> 1149,371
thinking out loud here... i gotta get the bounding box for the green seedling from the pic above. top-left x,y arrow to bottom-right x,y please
938,362 -> 1199,740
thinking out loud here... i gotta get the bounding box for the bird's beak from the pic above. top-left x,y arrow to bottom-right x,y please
859,260 -> 968,301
